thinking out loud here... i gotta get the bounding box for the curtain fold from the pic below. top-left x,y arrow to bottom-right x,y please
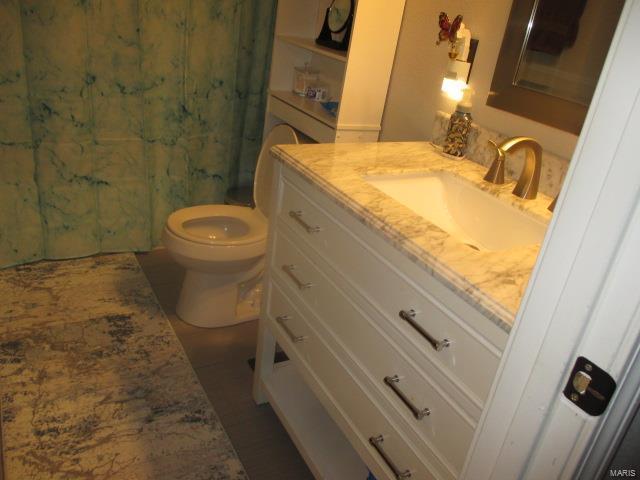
0,0 -> 276,268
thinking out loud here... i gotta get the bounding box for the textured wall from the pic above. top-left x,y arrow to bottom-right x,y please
0,0 -> 275,268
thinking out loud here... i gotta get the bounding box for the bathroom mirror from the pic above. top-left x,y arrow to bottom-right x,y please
487,0 -> 624,134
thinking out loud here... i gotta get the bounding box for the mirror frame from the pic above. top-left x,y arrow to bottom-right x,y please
328,0 -> 354,33
487,0 -> 619,135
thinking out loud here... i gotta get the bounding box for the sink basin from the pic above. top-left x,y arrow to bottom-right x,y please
364,171 -> 548,251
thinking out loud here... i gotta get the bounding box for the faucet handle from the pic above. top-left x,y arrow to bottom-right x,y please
484,140 -> 506,184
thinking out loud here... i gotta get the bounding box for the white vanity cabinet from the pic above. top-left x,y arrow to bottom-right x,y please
253,162 -> 510,480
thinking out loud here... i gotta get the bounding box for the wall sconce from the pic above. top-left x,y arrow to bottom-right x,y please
436,13 -> 478,101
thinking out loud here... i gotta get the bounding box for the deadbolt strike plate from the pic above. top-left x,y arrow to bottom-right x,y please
563,356 -> 616,416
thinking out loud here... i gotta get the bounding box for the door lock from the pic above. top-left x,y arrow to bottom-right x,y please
563,356 -> 616,416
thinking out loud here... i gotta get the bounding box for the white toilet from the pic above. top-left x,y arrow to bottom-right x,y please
162,124 -> 299,328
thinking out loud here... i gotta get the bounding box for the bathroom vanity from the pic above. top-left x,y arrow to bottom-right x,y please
252,142 -> 552,479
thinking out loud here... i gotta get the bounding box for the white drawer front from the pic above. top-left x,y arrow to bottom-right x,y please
266,280 -> 446,480
278,173 -> 502,405
272,228 -> 475,475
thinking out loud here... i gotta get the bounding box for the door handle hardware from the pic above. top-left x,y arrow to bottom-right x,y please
275,315 -> 306,343
289,210 -> 321,233
282,264 -> 313,290
399,309 -> 450,352
384,375 -> 430,420
369,435 -> 412,479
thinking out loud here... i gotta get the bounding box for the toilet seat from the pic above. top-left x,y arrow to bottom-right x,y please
167,205 -> 267,246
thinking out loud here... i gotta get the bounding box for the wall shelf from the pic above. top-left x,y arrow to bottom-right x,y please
264,0 -> 406,144
270,90 -> 337,128
277,35 -> 348,63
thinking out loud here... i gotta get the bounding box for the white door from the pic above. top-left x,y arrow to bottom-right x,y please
462,1 -> 640,478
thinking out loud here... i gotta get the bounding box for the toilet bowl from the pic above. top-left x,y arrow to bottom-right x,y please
162,124 -> 299,328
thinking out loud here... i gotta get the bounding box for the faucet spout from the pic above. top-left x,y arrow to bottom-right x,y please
483,140 -> 505,184
484,136 -> 542,199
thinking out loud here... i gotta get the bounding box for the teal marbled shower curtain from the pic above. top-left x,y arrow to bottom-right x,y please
0,0 -> 276,268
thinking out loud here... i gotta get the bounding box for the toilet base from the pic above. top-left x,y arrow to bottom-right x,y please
236,300 -> 260,324
236,276 -> 262,323
176,270 -> 259,328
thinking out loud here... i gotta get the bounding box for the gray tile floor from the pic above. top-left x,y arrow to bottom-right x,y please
136,249 -> 314,480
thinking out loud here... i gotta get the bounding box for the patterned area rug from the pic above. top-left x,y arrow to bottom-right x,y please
0,254 -> 247,480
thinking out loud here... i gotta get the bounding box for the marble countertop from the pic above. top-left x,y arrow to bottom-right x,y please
271,142 -> 554,332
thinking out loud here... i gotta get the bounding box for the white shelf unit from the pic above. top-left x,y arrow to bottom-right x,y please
277,35 -> 347,63
262,361 -> 369,479
265,0 -> 406,143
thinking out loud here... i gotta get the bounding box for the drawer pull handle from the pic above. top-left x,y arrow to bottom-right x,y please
275,315 -> 307,343
289,210 -> 321,233
282,264 -> 313,290
384,375 -> 430,420
399,309 -> 450,352
369,435 -> 412,479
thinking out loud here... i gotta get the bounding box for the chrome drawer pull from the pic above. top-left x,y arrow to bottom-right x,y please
369,435 -> 412,479
275,315 -> 306,343
399,309 -> 450,352
282,264 -> 313,290
384,375 -> 430,420
289,210 -> 321,233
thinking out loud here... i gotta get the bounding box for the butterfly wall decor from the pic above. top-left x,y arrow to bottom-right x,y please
436,12 -> 463,45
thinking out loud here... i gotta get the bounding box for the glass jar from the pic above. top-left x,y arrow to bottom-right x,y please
293,64 -> 318,96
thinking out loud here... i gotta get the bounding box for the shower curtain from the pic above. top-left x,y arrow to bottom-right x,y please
0,0 -> 276,268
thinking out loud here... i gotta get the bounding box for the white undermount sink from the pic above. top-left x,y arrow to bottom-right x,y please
364,171 -> 548,251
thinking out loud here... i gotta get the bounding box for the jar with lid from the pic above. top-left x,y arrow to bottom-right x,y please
293,64 -> 319,96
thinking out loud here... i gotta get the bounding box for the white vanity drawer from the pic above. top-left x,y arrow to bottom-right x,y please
272,228 -> 475,475
278,170 -> 503,405
266,280 -> 446,480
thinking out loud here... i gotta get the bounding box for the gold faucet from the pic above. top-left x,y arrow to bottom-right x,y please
483,137 -> 542,199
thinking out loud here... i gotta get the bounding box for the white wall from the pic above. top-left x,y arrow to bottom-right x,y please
380,0 -> 580,159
